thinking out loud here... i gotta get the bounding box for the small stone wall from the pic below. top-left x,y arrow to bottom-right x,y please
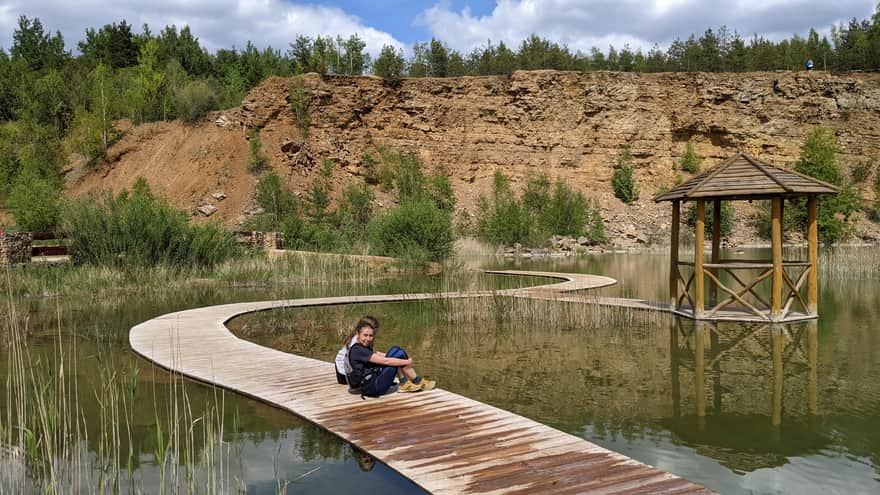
0,232 -> 33,265
264,232 -> 284,250
235,231 -> 284,251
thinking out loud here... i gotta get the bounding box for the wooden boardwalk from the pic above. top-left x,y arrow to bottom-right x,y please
130,270 -> 713,494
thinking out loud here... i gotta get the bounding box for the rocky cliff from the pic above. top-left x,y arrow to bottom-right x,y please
68,70 -> 880,245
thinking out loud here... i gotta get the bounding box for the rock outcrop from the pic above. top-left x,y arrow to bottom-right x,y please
70,70 -> 880,245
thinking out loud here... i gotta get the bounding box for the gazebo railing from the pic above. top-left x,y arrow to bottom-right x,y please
675,260 -> 813,320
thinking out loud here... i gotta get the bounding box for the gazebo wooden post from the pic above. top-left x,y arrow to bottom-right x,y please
807,195 -> 819,314
771,198 -> 784,321
694,201 -> 706,318
710,199 -> 722,305
670,201 -> 681,307
771,325 -> 784,426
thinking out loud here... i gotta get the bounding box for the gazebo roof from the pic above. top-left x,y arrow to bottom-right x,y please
653,152 -> 840,202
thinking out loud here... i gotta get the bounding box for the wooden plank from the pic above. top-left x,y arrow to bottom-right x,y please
129,270 -> 713,495
670,201 -> 680,307
807,195 -> 819,314
694,201 -> 705,317
771,198 -> 784,320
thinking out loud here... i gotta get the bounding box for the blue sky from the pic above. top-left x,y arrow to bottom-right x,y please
0,1 -> 876,57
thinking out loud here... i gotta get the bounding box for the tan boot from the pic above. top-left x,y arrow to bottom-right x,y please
398,381 -> 423,393
418,379 -> 436,390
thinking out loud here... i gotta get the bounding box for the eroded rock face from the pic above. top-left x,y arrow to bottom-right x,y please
134,71 -> 880,245
242,72 -> 878,181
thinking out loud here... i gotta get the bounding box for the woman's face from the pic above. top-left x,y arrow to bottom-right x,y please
356,326 -> 375,347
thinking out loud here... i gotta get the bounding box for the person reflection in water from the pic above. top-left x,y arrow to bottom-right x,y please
344,319 -> 436,396
352,448 -> 375,472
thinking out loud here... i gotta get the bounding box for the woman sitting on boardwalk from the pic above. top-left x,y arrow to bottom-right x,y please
334,316 -> 379,385
345,319 -> 435,395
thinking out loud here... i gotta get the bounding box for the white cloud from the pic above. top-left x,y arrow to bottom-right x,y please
0,0 -> 403,57
418,0 -> 873,54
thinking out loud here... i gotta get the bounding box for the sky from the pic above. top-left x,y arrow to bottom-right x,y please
0,0 -> 876,57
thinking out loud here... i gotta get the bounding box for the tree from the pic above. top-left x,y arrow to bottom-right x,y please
135,40 -> 166,122
373,45 -> 404,80
788,127 -> 860,242
408,42 -> 429,77
11,16 -> 68,72
429,38 -> 449,77
20,69 -> 73,137
679,142 -> 701,173
78,20 -> 139,68
7,171 -> 63,232
341,34 -> 368,75
612,146 -> 639,204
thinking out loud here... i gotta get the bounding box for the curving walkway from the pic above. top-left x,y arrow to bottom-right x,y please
129,270 -> 712,494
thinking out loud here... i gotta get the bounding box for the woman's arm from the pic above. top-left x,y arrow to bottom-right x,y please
368,353 -> 412,367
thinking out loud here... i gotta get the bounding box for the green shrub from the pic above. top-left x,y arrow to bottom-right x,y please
679,142 -> 701,174
790,127 -> 859,242
612,146 -> 639,204
475,171 -> 604,247
476,172 -> 534,245
63,178 -> 236,267
247,128 -> 269,173
175,79 -> 217,122
253,171 -> 296,230
337,182 -> 374,235
540,181 -> 589,238
284,216 -> 344,252
850,160 -> 871,185
428,173 -> 455,213
7,172 -> 62,232
368,199 -> 453,262
304,181 -> 331,223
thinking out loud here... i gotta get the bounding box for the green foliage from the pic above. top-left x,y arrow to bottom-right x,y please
288,77 -> 311,137
612,146 -> 639,204
11,16 -> 68,72
796,127 -> 842,185
174,79 -> 217,122
361,152 -> 380,185
63,178 -> 236,267
304,181 -> 332,223
368,199 -> 453,262
686,201 -> 734,239
247,128 -> 269,173
126,39 -> 166,123
849,160 -> 871,185
679,142 -> 701,174
7,172 -> 63,232
20,69 -> 73,137
337,182 -> 374,235
476,171 -> 604,247
77,20 -> 139,69
253,171 -> 296,230
373,45 -> 405,82
320,158 -> 335,178
790,127 -> 859,243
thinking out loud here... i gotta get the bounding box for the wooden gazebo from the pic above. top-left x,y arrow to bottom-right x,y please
654,152 -> 839,322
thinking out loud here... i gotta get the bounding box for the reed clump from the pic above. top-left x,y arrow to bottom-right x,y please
1,293 -> 240,494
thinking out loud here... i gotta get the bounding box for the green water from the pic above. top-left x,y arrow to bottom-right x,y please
2,249 -> 879,494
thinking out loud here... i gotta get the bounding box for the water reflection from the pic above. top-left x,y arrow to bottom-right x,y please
666,320 -> 830,473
